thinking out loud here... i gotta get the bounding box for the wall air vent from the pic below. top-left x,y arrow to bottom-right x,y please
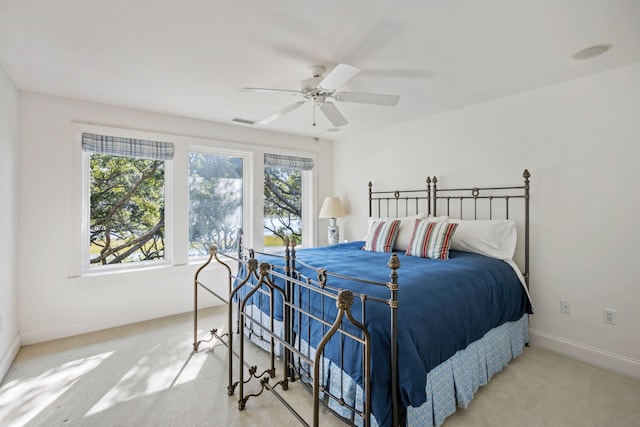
232,118 -> 256,125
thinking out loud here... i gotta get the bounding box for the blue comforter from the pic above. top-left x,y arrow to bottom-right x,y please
236,241 -> 531,426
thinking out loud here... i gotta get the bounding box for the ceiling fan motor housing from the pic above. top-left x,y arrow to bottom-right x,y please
300,78 -> 333,99
300,65 -> 334,98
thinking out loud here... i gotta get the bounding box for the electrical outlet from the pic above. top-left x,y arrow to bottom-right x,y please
604,308 -> 617,325
560,299 -> 571,314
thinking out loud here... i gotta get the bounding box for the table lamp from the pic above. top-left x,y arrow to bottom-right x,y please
318,196 -> 346,245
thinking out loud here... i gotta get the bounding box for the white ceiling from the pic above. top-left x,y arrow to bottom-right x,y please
1,0 -> 639,140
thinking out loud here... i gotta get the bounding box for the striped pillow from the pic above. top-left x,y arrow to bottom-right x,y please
405,220 -> 458,259
362,219 -> 401,253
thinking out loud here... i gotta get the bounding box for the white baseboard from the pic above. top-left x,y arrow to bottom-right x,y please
529,329 -> 640,380
1,333 -> 21,383
20,301 -> 222,346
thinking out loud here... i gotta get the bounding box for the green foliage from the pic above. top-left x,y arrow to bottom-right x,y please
264,167 -> 302,244
89,151 -> 304,264
89,154 -> 165,265
263,235 -> 286,247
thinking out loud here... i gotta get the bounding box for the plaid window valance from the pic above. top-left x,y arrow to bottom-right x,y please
82,133 -> 174,161
264,153 -> 314,171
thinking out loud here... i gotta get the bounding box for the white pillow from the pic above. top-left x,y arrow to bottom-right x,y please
395,214 -> 430,251
448,219 -> 517,260
367,213 -> 427,251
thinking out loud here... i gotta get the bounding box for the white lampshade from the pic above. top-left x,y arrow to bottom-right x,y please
318,197 -> 346,218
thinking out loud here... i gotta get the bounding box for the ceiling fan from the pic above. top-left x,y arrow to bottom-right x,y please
241,63 -> 400,127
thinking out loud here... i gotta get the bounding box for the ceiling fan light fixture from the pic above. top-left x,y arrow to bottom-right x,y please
572,43 -> 612,60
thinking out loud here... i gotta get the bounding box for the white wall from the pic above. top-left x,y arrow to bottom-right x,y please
0,65 -> 19,381
18,92 -> 334,345
334,62 -> 640,379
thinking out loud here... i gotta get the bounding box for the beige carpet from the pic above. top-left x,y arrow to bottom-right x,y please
1,306 -> 639,426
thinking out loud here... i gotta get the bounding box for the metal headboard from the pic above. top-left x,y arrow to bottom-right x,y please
368,169 -> 530,287
432,169 -> 530,286
368,179 -> 432,218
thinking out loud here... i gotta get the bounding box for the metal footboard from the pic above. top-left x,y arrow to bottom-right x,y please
194,238 -> 401,427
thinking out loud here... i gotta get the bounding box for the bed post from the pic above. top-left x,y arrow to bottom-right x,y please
387,253 -> 401,427
432,176 -> 438,216
426,177 -> 432,217
368,181 -> 373,217
523,169 -> 530,287
284,236 -> 294,383
192,246 -> 216,351
237,226 -> 243,270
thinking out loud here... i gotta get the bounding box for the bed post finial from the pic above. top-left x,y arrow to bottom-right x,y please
336,289 -> 354,310
387,254 -> 400,291
288,235 -> 296,253
388,253 -> 400,270
285,235 -> 293,248
259,262 -> 270,275
247,258 -> 259,272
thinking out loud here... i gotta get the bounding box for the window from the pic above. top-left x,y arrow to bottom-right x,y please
263,153 -> 314,249
188,152 -> 243,256
83,133 -> 173,268
78,128 -> 317,273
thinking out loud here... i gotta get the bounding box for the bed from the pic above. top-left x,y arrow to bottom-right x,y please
192,170 -> 532,427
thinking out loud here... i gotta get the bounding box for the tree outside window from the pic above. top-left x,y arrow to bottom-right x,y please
84,133 -> 171,266
83,134 -> 314,266
263,153 -> 313,249
188,152 -> 243,256
264,167 -> 302,247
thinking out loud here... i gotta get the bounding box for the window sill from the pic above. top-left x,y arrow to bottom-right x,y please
73,260 -> 173,278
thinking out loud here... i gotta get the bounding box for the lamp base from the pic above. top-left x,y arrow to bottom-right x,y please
327,218 -> 339,245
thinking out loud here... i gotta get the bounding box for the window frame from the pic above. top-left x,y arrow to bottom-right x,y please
72,123 -> 316,277
80,131 -> 174,274
187,145 -> 251,261
262,150 -> 317,251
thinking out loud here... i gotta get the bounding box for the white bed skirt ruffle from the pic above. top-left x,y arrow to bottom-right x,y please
241,304 -> 529,427
407,314 -> 529,427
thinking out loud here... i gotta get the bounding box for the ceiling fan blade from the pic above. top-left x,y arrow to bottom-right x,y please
241,87 -> 302,96
318,63 -> 360,90
319,102 -> 348,127
334,91 -> 400,106
256,100 -> 307,125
